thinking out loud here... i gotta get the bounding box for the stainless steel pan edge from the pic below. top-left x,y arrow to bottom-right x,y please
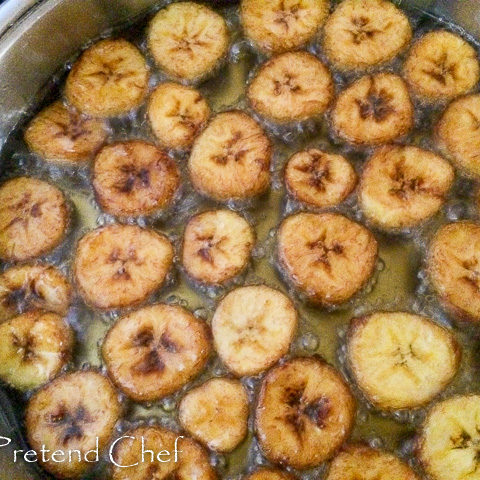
0,0 -> 159,144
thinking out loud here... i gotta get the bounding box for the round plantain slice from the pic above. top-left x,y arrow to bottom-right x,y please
188,111 -> 272,201
326,444 -> 419,480
285,149 -> 357,208
245,468 -> 295,480
417,395 -> 480,480
178,377 -> 249,452
148,1 -> 229,82
102,304 -> 211,402
347,312 -> 461,410
147,82 -> 210,150
65,38 -> 149,117
404,30 -> 480,102
111,425 -> 217,480
428,221 -> 480,323
0,177 -> 69,263
331,73 -> 414,146
182,209 -> 255,285
0,263 -> 71,322
24,101 -> 108,163
247,52 -> 334,124
241,0 -> 329,55
26,370 -> 122,479
92,140 -> 180,217
436,94 -> 480,178
256,357 -> 356,470
73,224 -> 174,310
277,212 -> 378,305
212,285 -> 297,377
359,145 -> 454,230
0,310 -> 73,391
323,0 -> 412,71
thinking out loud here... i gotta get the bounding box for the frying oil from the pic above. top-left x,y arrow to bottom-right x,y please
1,1 -> 480,479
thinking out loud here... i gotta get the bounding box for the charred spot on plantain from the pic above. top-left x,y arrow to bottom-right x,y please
48,404 -> 92,445
160,332 -> 178,353
53,112 -> 91,141
389,163 -> 426,199
197,247 -> 213,263
304,397 -> 330,428
461,258 -> 480,291
307,235 -> 344,269
87,57 -> 128,86
393,344 -> 418,368
357,92 -> 394,121
4,282 -> 43,313
133,328 -> 155,348
349,16 -> 383,44
136,349 -> 165,374
195,233 -> 227,264
212,131 -> 250,165
108,247 -> 143,280
284,386 -> 331,434
30,203 -> 42,217
12,333 -> 37,362
133,330 -> 179,373
295,153 -> 331,191
116,164 -> 151,193
355,79 -> 395,122
451,430 -> 473,450
273,73 -> 301,95
172,34 -> 207,56
422,54 -> 458,86
274,1 -> 300,30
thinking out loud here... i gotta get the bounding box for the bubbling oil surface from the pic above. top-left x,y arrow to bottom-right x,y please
1,1 -> 480,479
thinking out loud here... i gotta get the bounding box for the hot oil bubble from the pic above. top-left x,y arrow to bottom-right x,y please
301,332 -> 319,352
161,397 -> 176,412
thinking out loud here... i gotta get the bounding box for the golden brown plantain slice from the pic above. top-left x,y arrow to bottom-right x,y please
92,140 -> 180,217
188,111 -> 272,201
359,145 -> 454,230
285,149 -> 357,208
179,377 -> 248,452
347,312 -> 460,410
241,0 -> 329,54
256,357 -> 356,469
0,263 -> 71,322
0,177 -> 69,262
245,468 -> 295,480
24,101 -> 108,163
73,224 -> 174,310
417,395 -> 480,480
326,444 -> 419,480
147,82 -> 210,150
428,221 -> 480,323
26,370 -> 122,478
0,310 -> 73,391
148,2 -> 229,82
111,426 -> 217,480
102,304 -> 211,402
331,73 -> 414,145
323,0 -> 412,71
182,209 -> 254,285
277,212 -> 378,305
404,30 -> 480,102
247,51 -> 334,123
65,38 -> 149,117
436,94 -> 480,178
212,285 -> 297,377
